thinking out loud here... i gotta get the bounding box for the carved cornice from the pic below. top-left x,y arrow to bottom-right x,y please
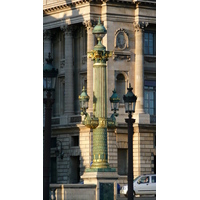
133,0 -> 156,5
60,24 -> 73,35
43,0 -> 138,16
83,20 -> 97,30
133,21 -> 149,32
43,0 -> 94,15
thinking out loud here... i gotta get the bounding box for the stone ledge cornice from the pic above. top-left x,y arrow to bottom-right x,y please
133,0 -> 156,5
43,0 -> 141,15
43,0 -> 92,15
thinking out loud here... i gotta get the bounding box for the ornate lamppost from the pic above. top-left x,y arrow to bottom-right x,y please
79,18 -> 120,171
43,53 -> 58,200
123,84 -> 137,200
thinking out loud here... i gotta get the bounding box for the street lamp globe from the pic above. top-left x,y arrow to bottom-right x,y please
110,89 -> 120,116
79,86 -> 90,115
43,53 -> 58,92
123,84 -> 137,114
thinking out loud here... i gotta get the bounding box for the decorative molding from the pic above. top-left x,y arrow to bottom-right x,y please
114,28 -> 129,50
113,28 -> 131,61
60,24 -> 73,35
43,0 -> 90,15
60,59 -> 65,68
133,21 -> 149,32
113,51 -> 131,62
83,20 -> 97,30
115,70 -> 129,81
43,29 -> 52,40
82,55 -> 87,64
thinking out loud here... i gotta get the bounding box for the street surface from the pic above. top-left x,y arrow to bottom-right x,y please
117,194 -> 156,200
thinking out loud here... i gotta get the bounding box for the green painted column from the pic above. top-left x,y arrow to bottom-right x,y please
92,62 -> 109,169
83,18 -> 115,171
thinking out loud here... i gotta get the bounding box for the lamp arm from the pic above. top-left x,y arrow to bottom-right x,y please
109,113 -> 116,122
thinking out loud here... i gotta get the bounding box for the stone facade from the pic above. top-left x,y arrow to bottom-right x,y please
43,0 -> 156,188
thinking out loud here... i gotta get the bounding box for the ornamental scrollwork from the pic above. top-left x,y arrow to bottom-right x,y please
133,21 -> 149,32
88,50 -> 113,63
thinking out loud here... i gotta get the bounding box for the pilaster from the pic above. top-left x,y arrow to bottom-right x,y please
83,20 -> 95,116
133,21 -> 150,124
43,29 -> 52,64
60,25 -> 74,115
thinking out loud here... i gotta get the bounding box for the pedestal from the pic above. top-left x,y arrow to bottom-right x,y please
81,171 -> 119,200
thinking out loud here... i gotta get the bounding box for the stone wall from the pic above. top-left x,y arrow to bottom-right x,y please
50,184 -> 96,200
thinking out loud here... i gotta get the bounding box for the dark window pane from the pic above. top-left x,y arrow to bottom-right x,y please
50,157 -> 57,183
51,137 -> 57,148
144,46 -> 148,54
149,46 -> 153,55
118,149 -> 128,175
144,32 -> 156,55
144,33 -> 148,39
71,136 -> 79,146
152,176 -> 156,183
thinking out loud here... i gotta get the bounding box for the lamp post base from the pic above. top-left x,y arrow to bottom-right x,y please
81,171 -> 119,200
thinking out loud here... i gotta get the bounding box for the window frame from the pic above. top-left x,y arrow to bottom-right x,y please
144,31 -> 156,55
144,80 -> 156,116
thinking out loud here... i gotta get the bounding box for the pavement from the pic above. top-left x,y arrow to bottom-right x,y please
117,194 -> 156,200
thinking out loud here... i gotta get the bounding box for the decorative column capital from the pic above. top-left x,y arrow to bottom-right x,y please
60,24 -> 73,35
83,20 -> 96,31
133,22 -> 149,32
43,29 -> 52,40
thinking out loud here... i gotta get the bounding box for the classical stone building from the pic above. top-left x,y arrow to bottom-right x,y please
43,0 -> 156,187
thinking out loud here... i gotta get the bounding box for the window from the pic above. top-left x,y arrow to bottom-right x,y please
144,80 -> 156,115
144,32 -> 156,55
118,149 -> 128,175
151,176 -> 156,183
71,136 -> 79,146
138,176 -> 150,184
116,73 -> 126,103
60,80 -> 65,114
50,157 -> 57,183
51,137 -> 57,148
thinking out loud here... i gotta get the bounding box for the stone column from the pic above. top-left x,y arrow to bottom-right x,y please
133,22 -> 150,124
43,29 -> 52,64
61,25 -> 74,115
133,21 -> 148,113
83,20 -> 95,116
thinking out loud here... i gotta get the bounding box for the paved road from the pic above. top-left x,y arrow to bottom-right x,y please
117,194 -> 156,200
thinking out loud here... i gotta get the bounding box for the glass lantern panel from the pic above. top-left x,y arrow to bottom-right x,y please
111,102 -> 114,110
47,77 -> 52,89
114,102 -> 119,110
80,100 -> 88,109
125,102 -> 136,113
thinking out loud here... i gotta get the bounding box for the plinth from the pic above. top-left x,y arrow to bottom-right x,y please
81,170 -> 119,200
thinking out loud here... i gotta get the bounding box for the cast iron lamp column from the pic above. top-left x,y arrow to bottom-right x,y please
79,18 -> 119,170
123,84 -> 137,200
43,53 -> 58,200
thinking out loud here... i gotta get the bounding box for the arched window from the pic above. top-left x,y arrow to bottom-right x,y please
116,73 -> 126,103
